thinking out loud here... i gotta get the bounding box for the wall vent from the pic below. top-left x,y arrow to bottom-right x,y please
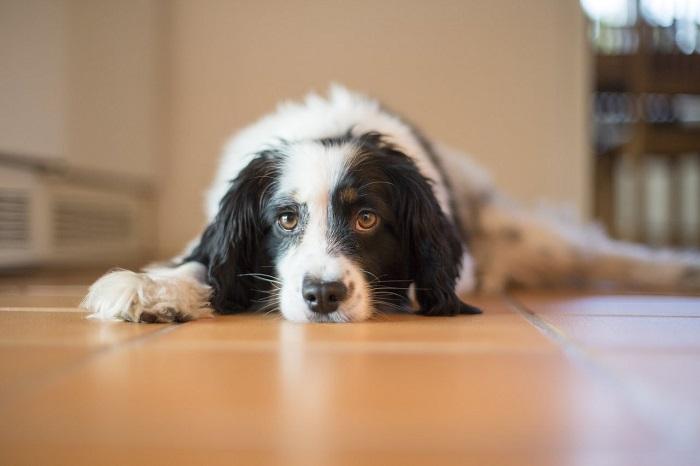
51,199 -> 132,249
0,168 -> 151,268
0,189 -> 30,250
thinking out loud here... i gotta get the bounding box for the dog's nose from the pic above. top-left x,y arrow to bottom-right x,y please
302,277 -> 348,314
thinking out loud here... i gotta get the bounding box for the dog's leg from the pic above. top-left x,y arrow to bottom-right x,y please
473,198 -> 700,293
579,239 -> 700,291
82,261 -> 212,323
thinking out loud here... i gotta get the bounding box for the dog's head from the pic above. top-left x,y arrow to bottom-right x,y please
193,132 -> 478,322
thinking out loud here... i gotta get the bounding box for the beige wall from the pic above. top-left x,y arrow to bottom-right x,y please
65,0 -> 165,181
0,0 -> 67,158
1,0 -> 164,180
160,0 -> 590,256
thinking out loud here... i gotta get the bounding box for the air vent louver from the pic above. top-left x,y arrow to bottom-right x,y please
52,200 -> 131,248
0,189 -> 30,249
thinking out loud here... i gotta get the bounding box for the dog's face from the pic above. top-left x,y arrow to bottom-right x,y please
195,132 -> 473,322
266,138 -> 408,322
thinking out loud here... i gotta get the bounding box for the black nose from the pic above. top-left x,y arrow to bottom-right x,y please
302,277 -> 348,314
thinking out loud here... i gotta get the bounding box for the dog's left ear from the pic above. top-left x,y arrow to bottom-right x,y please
379,143 -> 481,316
186,152 -> 279,314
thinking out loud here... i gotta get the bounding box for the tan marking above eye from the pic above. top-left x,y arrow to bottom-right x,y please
340,188 -> 358,204
278,213 -> 299,231
355,210 -> 379,231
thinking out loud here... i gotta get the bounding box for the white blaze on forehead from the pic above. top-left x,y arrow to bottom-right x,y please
278,141 -> 352,204
278,140 -> 356,280
275,140 -> 371,322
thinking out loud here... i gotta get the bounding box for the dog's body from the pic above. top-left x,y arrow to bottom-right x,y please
83,86 -> 700,323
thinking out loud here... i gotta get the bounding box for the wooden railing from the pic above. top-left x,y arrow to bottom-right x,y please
592,20 -> 700,247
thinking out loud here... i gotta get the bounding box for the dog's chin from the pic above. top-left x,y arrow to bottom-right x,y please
280,303 -> 373,323
307,311 -> 352,323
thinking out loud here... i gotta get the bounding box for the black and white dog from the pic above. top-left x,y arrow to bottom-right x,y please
83,86 -> 700,323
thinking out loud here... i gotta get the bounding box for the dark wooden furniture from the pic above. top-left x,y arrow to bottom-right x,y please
593,20 -> 700,246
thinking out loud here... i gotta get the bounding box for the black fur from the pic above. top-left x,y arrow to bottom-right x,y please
185,150 -> 282,314
350,133 -> 480,316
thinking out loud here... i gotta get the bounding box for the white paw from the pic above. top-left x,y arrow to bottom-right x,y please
81,269 -> 212,323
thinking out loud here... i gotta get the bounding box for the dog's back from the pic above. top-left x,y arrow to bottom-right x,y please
437,140 -> 700,294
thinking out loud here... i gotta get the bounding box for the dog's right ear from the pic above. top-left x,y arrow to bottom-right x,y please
186,153 -> 280,313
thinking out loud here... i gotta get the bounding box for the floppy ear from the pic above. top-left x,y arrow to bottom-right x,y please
378,143 -> 481,316
186,153 -> 279,314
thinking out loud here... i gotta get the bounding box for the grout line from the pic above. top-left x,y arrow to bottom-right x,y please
505,293 -> 700,457
504,295 -> 580,354
0,321 -> 189,407
126,339 -> 554,354
551,313 -> 700,319
0,307 -> 86,313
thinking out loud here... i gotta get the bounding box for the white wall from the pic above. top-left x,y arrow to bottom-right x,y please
0,0 -> 67,158
160,0 -> 590,256
65,0 -> 165,181
0,0 -> 164,182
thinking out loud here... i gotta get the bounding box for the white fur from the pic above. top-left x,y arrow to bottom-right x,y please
82,263 -> 212,322
206,84 -> 453,221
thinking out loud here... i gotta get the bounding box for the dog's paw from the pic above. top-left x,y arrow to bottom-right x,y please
81,269 -> 212,323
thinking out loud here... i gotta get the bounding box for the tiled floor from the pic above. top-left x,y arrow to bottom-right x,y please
0,272 -> 699,465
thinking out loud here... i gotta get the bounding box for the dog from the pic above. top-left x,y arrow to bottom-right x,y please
82,86 -> 700,323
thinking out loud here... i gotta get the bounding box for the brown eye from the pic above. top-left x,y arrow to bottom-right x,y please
355,210 -> 378,231
278,213 -> 298,231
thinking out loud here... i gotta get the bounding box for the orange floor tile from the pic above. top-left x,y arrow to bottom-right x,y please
1,272 -> 699,465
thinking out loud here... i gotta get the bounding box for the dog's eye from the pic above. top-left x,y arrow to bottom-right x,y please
355,210 -> 379,231
278,213 -> 298,231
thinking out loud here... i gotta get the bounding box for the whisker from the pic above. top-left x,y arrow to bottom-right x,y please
372,296 -> 406,308
238,272 -> 281,281
368,306 -> 390,321
371,285 -> 429,291
372,292 -> 407,300
253,295 -> 279,301
369,285 -> 411,291
371,299 -> 409,315
239,275 -> 283,287
360,269 -> 381,283
373,279 -> 414,283
253,298 -> 280,316
251,288 -> 281,294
